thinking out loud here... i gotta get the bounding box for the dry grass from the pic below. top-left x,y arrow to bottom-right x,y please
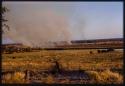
85,69 -> 123,84
2,72 -> 26,83
2,49 -> 123,84
45,75 -> 55,84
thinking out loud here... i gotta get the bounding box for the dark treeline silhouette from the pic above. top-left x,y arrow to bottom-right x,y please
97,48 -> 114,53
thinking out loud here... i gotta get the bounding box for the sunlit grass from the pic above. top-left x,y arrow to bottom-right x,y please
2,49 -> 123,84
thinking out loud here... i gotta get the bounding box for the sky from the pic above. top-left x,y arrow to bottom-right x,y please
2,2 -> 123,44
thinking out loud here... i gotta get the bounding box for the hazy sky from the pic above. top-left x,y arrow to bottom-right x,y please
2,2 -> 123,44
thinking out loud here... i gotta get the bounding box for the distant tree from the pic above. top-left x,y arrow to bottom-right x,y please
1,6 -> 9,33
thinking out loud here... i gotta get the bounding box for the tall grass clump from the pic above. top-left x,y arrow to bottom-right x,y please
2,72 -> 26,83
45,75 -> 55,84
100,69 -> 123,84
85,69 -> 123,84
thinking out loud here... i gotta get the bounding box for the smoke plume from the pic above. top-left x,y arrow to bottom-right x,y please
3,8 -> 73,48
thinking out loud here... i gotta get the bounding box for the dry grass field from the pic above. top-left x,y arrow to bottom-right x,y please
2,49 -> 123,84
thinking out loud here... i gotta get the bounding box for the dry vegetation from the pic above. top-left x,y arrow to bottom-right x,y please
2,49 -> 123,84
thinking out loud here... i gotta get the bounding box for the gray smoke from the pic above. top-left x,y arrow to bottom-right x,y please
3,8 -> 73,48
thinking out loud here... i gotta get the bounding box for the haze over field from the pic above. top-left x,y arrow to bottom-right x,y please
2,2 -> 123,47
